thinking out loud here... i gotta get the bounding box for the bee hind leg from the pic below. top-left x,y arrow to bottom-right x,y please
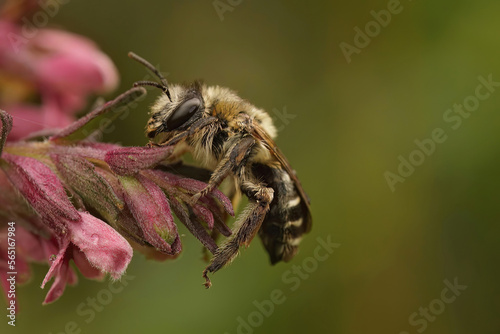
202,182 -> 274,288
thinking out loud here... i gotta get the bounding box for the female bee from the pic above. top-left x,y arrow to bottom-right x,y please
129,52 -> 312,287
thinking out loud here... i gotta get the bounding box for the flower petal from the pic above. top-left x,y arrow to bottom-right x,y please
92,167 -> 147,245
129,240 -> 180,262
72,247 -> 105,280
32,29 -> 119,93
4,102 -> 75,141
148,170 -> 234,217
119,174 -> 180,254
198,196 -> 232,237
70,212 -> 133,280
174,177 -> 234,216
168,196 -> 218,254
15,226 -> 47,263
37,55 -> 106,96
52,153 -> 125,225
141,169 -> 232,251
0,153 -> 80,233
105,146 -> 174,176
42,247 -> 72,305
192,205 -> 214,230
41,237 -> 70,289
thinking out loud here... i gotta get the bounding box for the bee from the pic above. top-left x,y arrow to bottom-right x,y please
128,52 -> 312,287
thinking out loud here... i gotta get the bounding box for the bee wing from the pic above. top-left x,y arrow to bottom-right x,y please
249,123 -> 312,232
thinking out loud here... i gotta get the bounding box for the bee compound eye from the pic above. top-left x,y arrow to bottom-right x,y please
165,97 -> 201,130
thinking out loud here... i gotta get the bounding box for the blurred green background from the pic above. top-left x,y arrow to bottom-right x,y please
9,0 -> 500,333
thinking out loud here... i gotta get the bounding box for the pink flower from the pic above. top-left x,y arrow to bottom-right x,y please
0,2 -> 233,306
0,148 -> 133,305
40,212 -> 133,305
0,87 -> 233,305
0,18 -> 119,140
0,104 -> 75,141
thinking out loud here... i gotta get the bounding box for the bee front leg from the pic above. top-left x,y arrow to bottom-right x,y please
202,181 -> 274,288
190,136 -> 255,204
190,155 -> 233,204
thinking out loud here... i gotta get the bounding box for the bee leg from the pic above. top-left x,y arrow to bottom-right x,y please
202,181 -> 274,288
164,116 -> 218,147
224,176 -> 241,220
190,155 -> 233,204
191,136 -> 255,204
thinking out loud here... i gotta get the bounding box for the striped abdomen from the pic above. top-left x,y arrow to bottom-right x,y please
252,163 -> 311,264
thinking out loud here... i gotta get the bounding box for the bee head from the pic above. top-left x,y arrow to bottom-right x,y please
128,52 -> 205,144
146,84 -> 205,142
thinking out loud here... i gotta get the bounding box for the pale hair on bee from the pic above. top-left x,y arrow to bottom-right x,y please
129,52 -> 312,288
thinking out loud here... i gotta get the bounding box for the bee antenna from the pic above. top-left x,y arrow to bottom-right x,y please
133,81 -> 172,100
128,52 -> 172,102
